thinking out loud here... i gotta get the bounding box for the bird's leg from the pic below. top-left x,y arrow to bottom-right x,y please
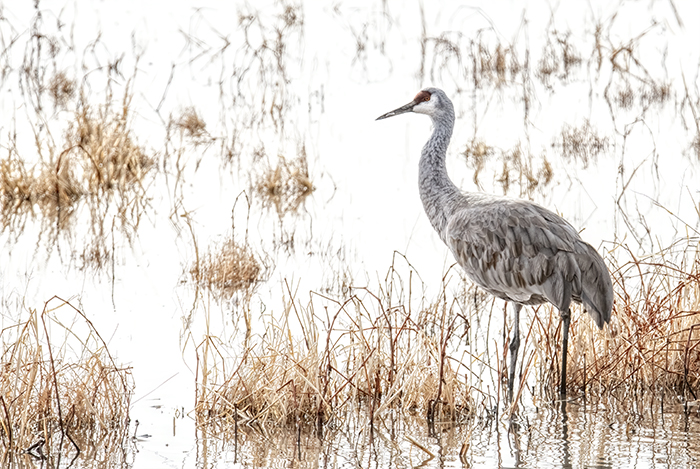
559,308 -> 571,398
508,303 -> 522,403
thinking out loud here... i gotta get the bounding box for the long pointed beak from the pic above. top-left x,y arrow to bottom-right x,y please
376,100 -> 417,120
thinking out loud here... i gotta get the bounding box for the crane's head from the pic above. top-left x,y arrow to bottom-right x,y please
376,88 -> 453,121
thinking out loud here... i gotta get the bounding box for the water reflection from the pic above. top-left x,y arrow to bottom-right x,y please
180,401 -> 700,468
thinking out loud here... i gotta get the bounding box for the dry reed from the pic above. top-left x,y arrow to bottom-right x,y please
531,240 -> 700,408
0,297 -> 133,466
194,261 -> 476,436
191,236 -> 267,299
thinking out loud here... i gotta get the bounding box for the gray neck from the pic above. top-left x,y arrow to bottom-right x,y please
418,113 -> 461,241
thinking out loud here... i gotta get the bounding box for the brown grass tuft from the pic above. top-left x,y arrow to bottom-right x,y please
532,240 -> 700,407
464,141 -> 555,198
175,107 -> 208,141
0,297 -> 133,465
1,81 -> 154,270
66,96 -> 152,195
537,30 -> 581,86
0,147 -> 83,235
192,237 -> 266,298
640,81 -> 672,108
616,84 -> 635,109
48,71 -> 76,108
194,259 -> 476,435
463,139 -> 494,187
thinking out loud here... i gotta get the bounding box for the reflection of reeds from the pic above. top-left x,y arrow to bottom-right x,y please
0,82 -> 153,270
0,297 -> 133,465
556,121 -> 609,168
254,149 -> 314,216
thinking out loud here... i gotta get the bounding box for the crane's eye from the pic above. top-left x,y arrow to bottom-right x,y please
423,95 -> 430,102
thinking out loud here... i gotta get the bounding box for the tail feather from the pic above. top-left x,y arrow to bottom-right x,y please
578,244 -> 613,329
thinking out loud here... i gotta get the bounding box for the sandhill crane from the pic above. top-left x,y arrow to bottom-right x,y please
376,88 -> 613,401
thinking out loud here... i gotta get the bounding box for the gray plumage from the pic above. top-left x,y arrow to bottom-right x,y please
377,87 -> 613,400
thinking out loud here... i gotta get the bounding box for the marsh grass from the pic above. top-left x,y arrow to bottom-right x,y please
528,240 -> 700,408
1,17 -> 153,272
0,296 -> 133,465
0,84 -> 153,271
194,258 -> 477,436
536,29 -> 582,86
194,234 -> 700,434
0,2 -> 155,271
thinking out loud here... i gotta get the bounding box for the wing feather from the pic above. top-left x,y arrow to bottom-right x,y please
444,196 -> 597,310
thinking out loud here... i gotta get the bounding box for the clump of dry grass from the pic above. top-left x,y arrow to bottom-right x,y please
174,107 -> 208,142
0,297 -> 133,465
191,237 -> 267,299
1,82 -> 153,270
497,145 -> 554,198
0,7 -> 153,271
556,121 -> 609,168
462,139 -> 494,187
0,149 -> 82,235
639,81 -> 672,109
531,240 -> 700,408
253,147 -> 314,216
65,93 -> 153,195
194,260 -> 476,436
48,71 -> 76,109
470,40 -> 520,89
615,84 -> 635,109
